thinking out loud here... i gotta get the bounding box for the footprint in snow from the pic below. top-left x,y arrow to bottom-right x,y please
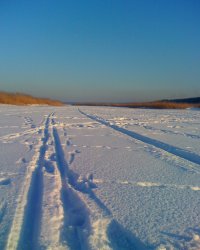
0,178 -> 11,186
44,160 -> 55,174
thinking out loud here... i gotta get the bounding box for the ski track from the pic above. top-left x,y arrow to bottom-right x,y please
6,113 -> 52,250
107,117 -> 200,140
46,116 -> 141,250
39,122 -> 66,250
51,118 -> 147,250
52,124 -> 99,250
79,109 -> 200,166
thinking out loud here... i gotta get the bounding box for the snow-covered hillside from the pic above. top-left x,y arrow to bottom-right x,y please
0,105 -> 200,250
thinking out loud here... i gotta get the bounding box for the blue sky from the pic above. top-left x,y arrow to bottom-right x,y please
0,0 -> 200,102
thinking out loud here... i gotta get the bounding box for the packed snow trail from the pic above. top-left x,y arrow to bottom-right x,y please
79,109 -> 200,165
6,113 -> 53,250
51,117 -> 143,250
52,126 -> 90,249
39,118 -> 66,250
51,121 -> 115,250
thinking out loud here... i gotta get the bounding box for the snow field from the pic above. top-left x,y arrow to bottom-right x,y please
0,105 -> 200,249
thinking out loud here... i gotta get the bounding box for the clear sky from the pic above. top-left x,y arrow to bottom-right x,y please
0,0 -> 200,102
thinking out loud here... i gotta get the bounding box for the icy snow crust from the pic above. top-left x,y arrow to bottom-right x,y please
0,105 -> 200,250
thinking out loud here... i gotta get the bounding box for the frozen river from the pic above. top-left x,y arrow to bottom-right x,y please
0,105 -> 200,250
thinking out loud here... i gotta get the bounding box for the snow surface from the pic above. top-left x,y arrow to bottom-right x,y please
0,105 -> 200,250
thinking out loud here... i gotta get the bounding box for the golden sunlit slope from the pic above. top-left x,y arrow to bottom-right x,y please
75,100 -> 200,109
0,91 -> 63,106
112,101 -> 193,109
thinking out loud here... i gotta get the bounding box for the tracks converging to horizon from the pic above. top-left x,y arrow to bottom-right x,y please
3,106 -> 200,250
6,111 -> 134,250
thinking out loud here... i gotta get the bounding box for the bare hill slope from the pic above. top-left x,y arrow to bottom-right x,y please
0,92 -> 63,106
